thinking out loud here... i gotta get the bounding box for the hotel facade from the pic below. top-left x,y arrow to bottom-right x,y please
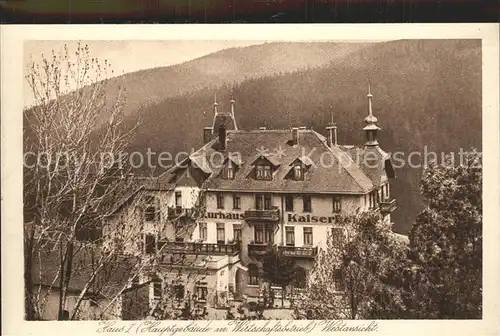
105,87 -> 397,313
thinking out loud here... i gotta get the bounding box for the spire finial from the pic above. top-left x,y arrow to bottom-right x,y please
364,83 -> 377,124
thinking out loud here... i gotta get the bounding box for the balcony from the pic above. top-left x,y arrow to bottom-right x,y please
379,199 -> 397,215
244,207 -> 280,222
248,243 -> 273,257
278,245 -> 318,259
156,241 -> 240,256
167,207 -> 193,219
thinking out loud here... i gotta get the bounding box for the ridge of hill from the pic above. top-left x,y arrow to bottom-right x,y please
97,41 -> 371,118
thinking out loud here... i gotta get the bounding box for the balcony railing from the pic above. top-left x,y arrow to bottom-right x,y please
379,199 -> 397,215
278,245 -> 318,259
248,243 -> 273,256
157,241 -> 241,256
167,207 -> 194,219
244,207 -> 280,222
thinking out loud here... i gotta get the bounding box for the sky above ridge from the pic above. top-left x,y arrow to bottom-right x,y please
23,39 -> 383,107
24,40 -> 265,107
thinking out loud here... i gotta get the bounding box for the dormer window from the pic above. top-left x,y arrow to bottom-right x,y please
250,154 -> 278,181
222,161 -> 234,179
287,157 -> 312,181
256,164 -> 272,180
293,164 -> 304,180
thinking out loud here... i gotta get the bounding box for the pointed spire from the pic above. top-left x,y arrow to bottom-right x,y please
326,111 -> 338,147
230,84 -> 235,116
364,82 -> 378,124
362,83 -> 381,147
213,93 -> 219,114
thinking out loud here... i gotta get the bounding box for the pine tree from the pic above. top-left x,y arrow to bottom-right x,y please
293,211 -> 408,319
406,149 -> 482,318
261,244 -> 297,307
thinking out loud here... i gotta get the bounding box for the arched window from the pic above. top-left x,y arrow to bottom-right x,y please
294,267 -> 308,289
248,264 -> 259,286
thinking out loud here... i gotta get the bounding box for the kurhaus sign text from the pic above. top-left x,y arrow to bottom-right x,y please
203,211 -> 245,220
202,211 -> 336,223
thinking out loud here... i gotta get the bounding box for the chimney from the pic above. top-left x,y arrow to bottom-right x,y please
291,127 -> 299,146
326,123 -> 338,147
218,124 -> 227,150
203,127 -> 213,144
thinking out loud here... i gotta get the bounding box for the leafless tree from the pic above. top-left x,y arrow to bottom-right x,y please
23,41 -> 139,320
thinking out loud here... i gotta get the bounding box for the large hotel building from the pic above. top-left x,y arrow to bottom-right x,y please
105,87 -> 397,313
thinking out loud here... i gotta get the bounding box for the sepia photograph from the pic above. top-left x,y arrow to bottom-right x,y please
2,24 -> 498,334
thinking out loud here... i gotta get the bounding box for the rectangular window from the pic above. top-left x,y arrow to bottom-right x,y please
173,284 -> 185,300
256,165 -> 263,179
285,227 -> 295,246
285,195 -> 294,211
254,225 -> 264,243
264,226 -> 274,243
264,194 -> 272,210
249,265 -> 259,285
331,227 -> 345,248
153,282 -> 162,299
371,191 -> 378,208
254,225 -> 273,244
216,193 -> 224,209
233,194 -> 241,209
303,195 -> 312,212
333,269 -> 344,291
144,196 -> 158,221
216,223 -> 225,243
199,222 -> 207,241
175,191 -> 182,207
144,234 -> 156,254
369,191 -> 377,209
303,227 -> 313,246
233,224 -> 242,242
332,196 -> 341,213
263,165 -> 272,179
196,282 -> 208,301
256,165 -> 272,180
255,194 -> 263,210
223,162 -> 234,179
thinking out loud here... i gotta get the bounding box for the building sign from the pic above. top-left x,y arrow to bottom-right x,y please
203,211 -> 245,220
201,211 -> 337,223
287,213 -> 336,224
